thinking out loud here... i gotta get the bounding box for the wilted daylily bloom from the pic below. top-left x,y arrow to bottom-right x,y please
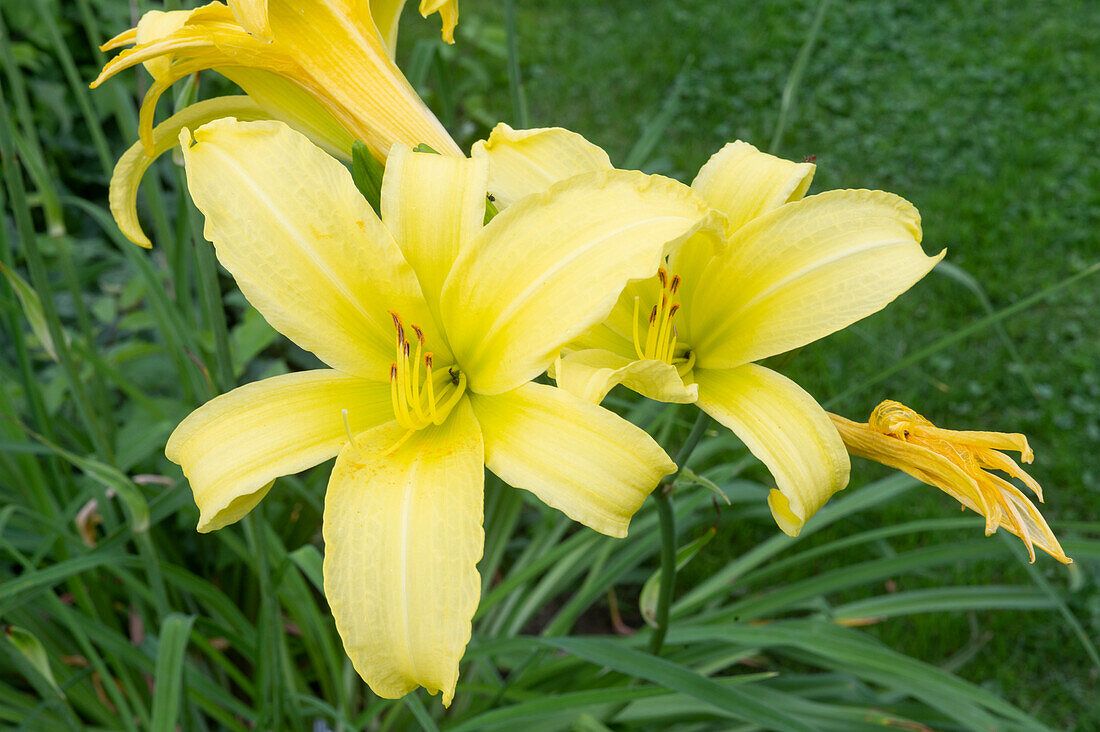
831,401 -> 1071,563
473,124 -> 944,536
167,118 -> 723,703
92,0 -> 461,246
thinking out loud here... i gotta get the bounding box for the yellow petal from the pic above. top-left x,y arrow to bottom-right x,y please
380,144 -> 488,327
691,140 -> 815,233
134,9 -> 191,79
418,0 -> 459,44
369,0 -> 408,57
695,364 -> 849,536
181,119 -> 442,377
323,397 -> 483,706
227,0 -> 273,41
554,349 -> 696,404
442,170 -> 723,395
110,96 -> 270,248
471,123 -> 613,208
221,68 -> 355,161
266,0 -> 460,159
690,189 -> 943,370
470,382 -> 675,537
166,370 -> 392,533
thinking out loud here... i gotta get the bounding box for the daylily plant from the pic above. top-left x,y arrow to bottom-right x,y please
474,124 -> 942,536
168,118 -> 723,702
831,401 -> 1070,563
93,0 -> 461,246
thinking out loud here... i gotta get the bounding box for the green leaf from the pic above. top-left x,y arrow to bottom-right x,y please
640,526 -> 716,627
0,261 -> 65,361
350,140 -> 384,214
150,614 -> 196,732
3,625 -> 61,696
538,637 -> 814,732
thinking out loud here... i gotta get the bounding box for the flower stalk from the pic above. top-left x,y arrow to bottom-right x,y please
649,409 -> 711,656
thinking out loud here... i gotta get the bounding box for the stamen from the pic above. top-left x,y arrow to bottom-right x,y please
385,313 -> 467,430
341,409 -> 355,444
657,267 -> 668,288
670,274 -> 681,294
630,271 -> 689,365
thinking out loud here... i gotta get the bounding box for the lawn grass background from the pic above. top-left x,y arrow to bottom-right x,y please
1,0 -> 1097,728
424,0 -> 1100,724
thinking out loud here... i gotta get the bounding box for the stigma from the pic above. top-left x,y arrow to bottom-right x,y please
632,267 -> 694,374
388,312 -> 466,431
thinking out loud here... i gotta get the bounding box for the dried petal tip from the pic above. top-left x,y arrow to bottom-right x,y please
830,400 -> 1071,564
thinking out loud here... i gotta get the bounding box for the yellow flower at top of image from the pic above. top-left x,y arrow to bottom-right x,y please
92,0 -> 461,247
831,401 -> 1071,564
167,117 -> 725,703
471,124 -> 944,537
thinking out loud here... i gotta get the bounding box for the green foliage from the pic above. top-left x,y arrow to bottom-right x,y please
1,1 -> 1097,731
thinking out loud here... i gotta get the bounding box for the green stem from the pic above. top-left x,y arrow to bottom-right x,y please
648,410 -> 710,656
504,0 -> 530,128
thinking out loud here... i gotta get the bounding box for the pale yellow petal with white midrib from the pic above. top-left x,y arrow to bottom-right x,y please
180,119 -> 442,376
694,364 -> 849,536
690,189 -> 941,370
381,145 -> 488,331
470,382 -> 675,537
442,169 -> 724,396
472,123 -> 613,208
323,398 -> 483,706
166,370 -> 393,532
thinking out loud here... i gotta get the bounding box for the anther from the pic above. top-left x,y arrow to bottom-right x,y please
389,363 -> 398,381
389,311 -> 402,329
648,305 -> 658,325
425,352 -> 433,369
403,341 -> 410,358
411,324 -> 425,345
657,267 -> 667,288
668,303 -> 681,319
670,274 -> 681,293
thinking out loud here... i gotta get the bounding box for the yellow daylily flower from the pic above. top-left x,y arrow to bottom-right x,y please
831,401 -> 1071,564
92,0 -> 460,247
168,118 -> 724,703
475,124 -> 944,536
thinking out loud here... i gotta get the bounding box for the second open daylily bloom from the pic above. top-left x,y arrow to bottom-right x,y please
93,0 -> 460,246
167,118 -> 723,703
831,401 -> 1071,563
474,125 -> 944,535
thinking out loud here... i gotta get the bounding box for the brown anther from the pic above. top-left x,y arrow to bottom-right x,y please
425,353 -> 433,369
448,367 -> 459,385
670,274 -> 681,293
389,311 -> 402,329
403,341 -> 410,358
389,363 -> 398,380
668,303 -> 681,318
657,267 -> 667,287
411,324 -> 425,344
648,305 -> 658,325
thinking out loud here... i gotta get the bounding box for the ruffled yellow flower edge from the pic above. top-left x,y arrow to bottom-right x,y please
169,117 -> 725,703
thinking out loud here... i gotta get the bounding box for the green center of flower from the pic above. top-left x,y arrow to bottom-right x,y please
631,267 -> 695,375
388,312 -> 466,431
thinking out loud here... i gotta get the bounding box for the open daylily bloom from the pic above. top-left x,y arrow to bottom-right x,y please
831,401 -> 1071,564
475,124 -> 944,536
92,0 -> 460,246
167,118 -> 723,703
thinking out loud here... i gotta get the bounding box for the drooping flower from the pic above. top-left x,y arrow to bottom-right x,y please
92,0 -> 461,246
168,118 -> 724,703
473,124 -> 943,536
830,401 -> 1071,563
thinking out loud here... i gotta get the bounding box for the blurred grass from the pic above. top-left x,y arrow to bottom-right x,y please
1,0 -> 1097,729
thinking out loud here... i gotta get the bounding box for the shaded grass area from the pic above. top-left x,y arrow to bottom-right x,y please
435,0 -> 1100,726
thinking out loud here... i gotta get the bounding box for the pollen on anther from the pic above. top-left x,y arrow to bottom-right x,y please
411,324 -> 425,344
425,352 -> 433,368
403,341 -> 410,358
389,363 -> 398,380
670,274 -> 681,293
648,305 -> 658,325
657,267 -> 668,288
669,303 -> 681,318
